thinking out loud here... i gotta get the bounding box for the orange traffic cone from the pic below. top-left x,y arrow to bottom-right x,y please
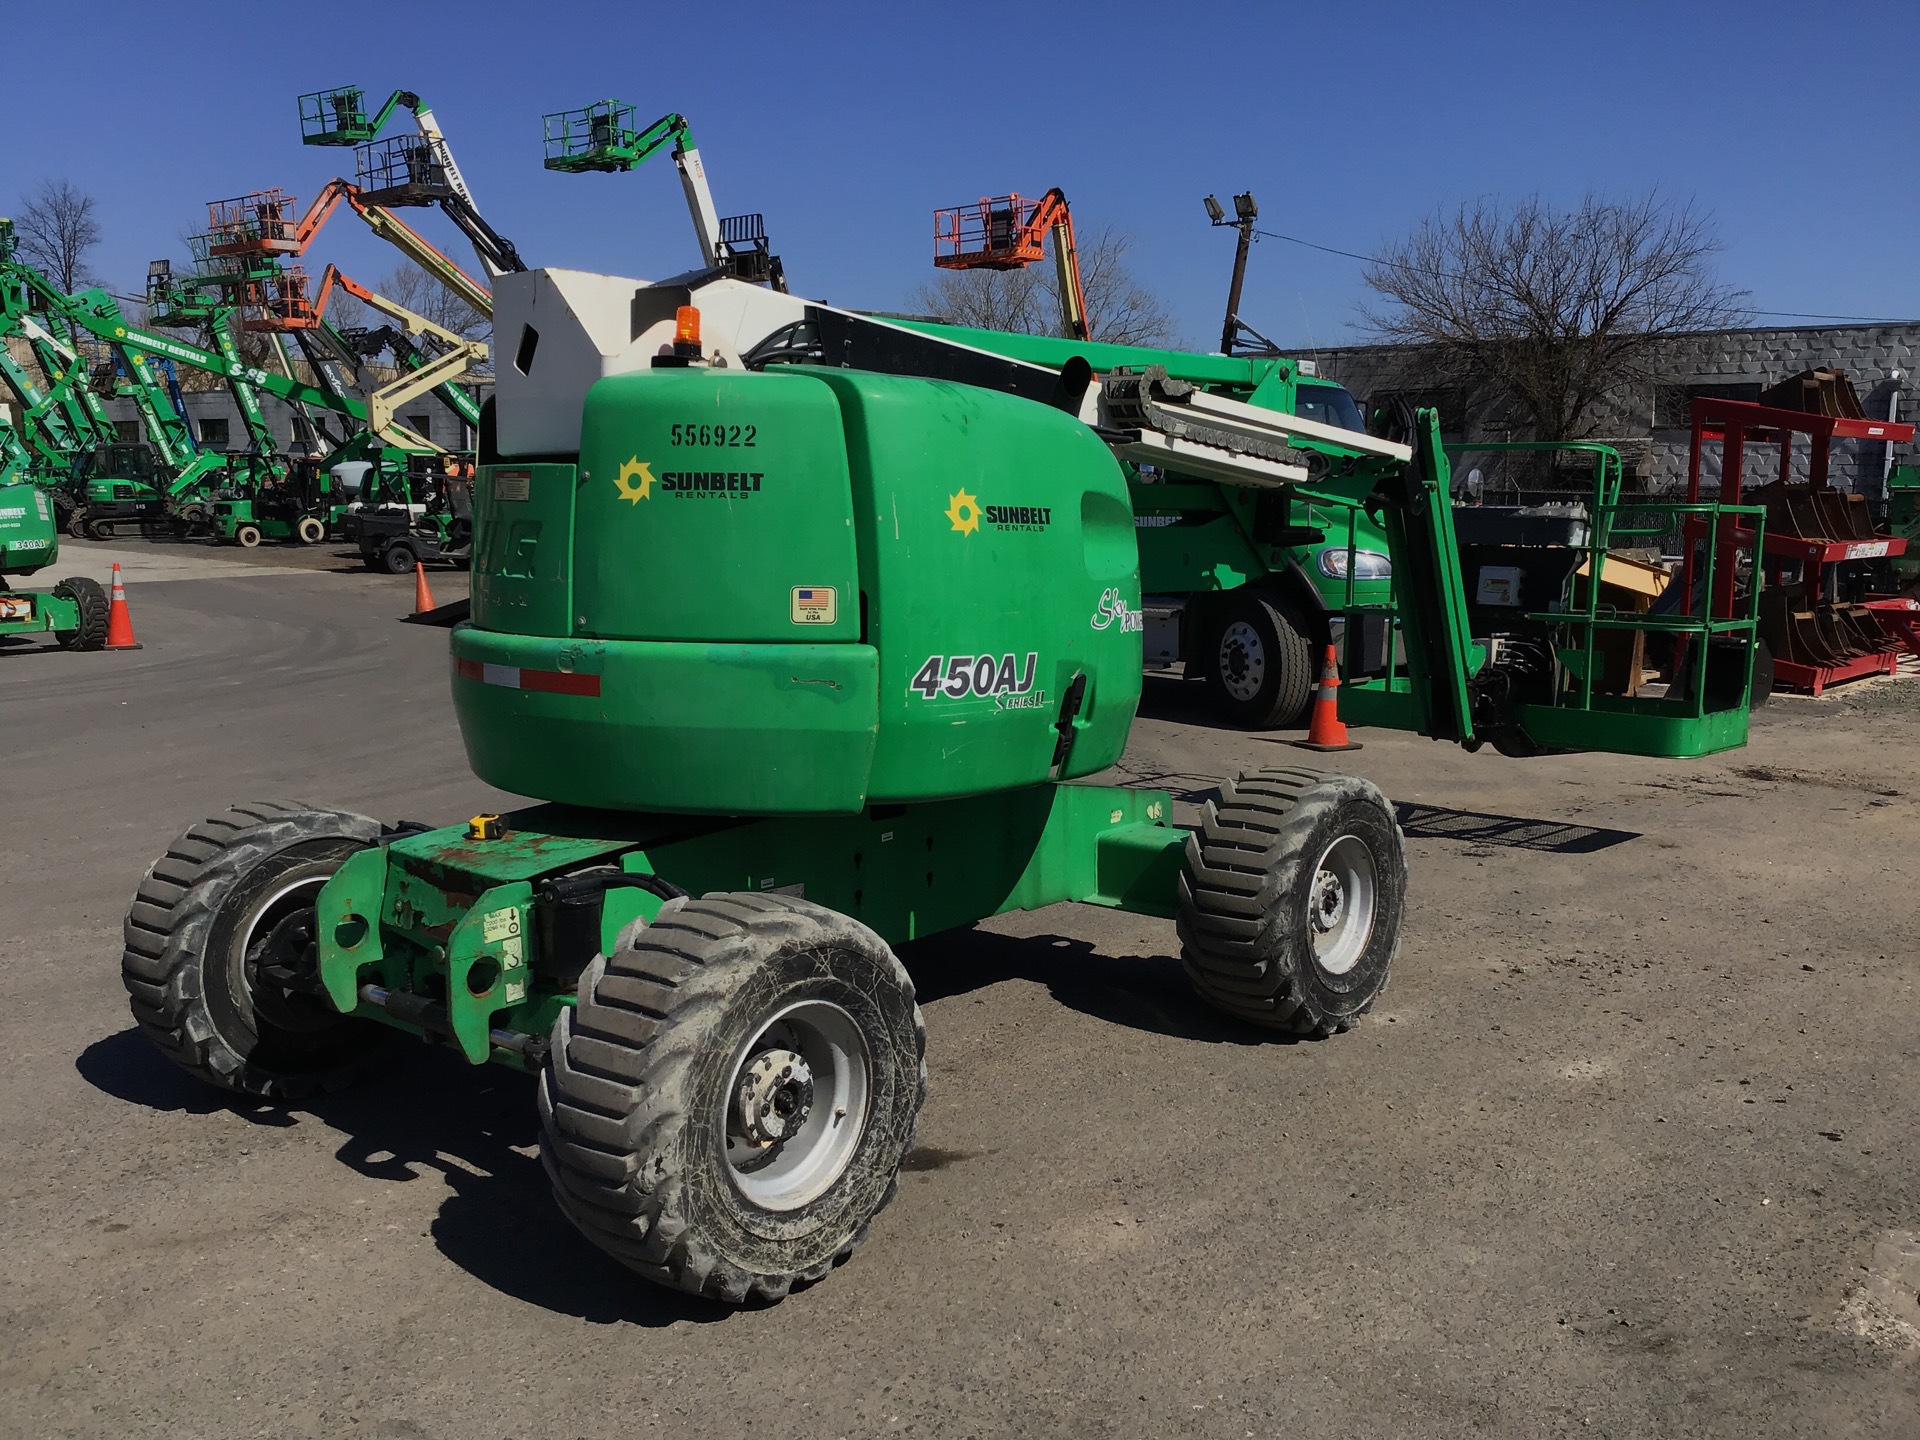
1292,643 -> 1360,752
104,562 -> 143,651
413,562 -> 437,615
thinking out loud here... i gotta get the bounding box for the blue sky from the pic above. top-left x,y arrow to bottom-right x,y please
5,0 -> 1916,350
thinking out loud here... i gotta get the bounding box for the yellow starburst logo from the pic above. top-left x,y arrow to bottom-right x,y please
945,488 -> 981,536
615,457 -> 655,504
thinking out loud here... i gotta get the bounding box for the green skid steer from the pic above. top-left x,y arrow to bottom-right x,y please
0,481 -> 107,651
122,263 -> 1763,1302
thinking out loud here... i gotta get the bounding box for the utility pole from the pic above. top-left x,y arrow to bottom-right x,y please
1204,192 -> 1259,355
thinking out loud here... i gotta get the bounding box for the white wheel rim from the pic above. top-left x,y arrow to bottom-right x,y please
1218,620 -> 1267,701
721,1000 -> 871,1212
229,873 -> 331,1033
1309,834 -> 1377,976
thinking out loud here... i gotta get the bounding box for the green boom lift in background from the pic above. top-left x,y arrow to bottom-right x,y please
0,479 -> 107,651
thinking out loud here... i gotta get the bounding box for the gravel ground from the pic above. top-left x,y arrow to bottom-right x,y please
2,550 -> 1916,1440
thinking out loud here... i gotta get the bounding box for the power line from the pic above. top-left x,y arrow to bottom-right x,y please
1249,227 -> 1916,327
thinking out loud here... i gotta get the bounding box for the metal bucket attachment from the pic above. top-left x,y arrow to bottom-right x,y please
1757,367 -> 1866,419
1760,586 -> 1850,666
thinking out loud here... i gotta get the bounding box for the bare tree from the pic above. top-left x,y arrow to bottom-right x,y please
375,262 -> 489,345
910,223 -> 1176,347
1361,192 -> 1750,441
1071,225 -> 1177,346
15,180 -> 102,293
909,265 -> 1049,335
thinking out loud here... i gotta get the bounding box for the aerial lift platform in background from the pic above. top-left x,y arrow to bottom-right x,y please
542,100 -> 785,288
933,187 -> 1090,342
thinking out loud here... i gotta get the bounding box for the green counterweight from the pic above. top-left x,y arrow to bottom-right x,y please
453,368 -> 1140,811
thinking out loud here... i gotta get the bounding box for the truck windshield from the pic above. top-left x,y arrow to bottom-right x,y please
1295,383 -> 1364,433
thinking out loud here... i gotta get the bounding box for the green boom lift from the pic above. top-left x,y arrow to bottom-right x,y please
40,277 -> 413,541
540,99 -> 784,286
0,479 -> 107,651
123,235 -> 1762,1304
301,83 -> 526,281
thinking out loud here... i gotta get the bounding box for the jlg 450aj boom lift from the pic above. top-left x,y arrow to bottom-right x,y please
123,202 -> 1763,1305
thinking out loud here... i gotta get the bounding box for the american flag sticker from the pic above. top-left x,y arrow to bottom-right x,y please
790,585 -> 837,625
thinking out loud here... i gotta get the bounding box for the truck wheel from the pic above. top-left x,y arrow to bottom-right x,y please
1178,767 -> 1407,1037
381,542 -> 418,575
539,893 -> 927,1303
1201,591 -> 1316,728
234,524 -> 262,549
120,802 -> 389,1100
296,517 -> 326,545
51,576 -> 109,650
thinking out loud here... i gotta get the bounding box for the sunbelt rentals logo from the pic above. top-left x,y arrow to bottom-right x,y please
946,488 -> 1051,536
615,457 -> 656,503
616,456 -> 768,504
946,488 -> 981,536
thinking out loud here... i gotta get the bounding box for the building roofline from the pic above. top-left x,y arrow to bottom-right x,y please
1288,320 -> 1920,356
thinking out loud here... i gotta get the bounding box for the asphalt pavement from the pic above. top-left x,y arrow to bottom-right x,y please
3,546 -> 1917,1439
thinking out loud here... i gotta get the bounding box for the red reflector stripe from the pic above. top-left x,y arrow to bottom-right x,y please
520,668 -> 601,696
452,656 -> 600,696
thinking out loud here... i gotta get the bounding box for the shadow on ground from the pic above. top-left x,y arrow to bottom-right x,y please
71,922 -> 1244,1324
75,1027 -> 733,1328
1137,673 -> 1272,730
1393,801 -> 1640,854
901,925 -> 1280,1047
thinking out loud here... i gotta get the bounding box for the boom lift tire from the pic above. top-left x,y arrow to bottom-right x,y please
120,802 -> 390,1100
51,576 -> 108,650
296,517 -> 326,545
539,893 -> 927,1303
1178,767 -> 1406,1036
1201,590 -> 1316,728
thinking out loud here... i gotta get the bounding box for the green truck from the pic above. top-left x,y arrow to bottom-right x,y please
752,316 -> 1393,727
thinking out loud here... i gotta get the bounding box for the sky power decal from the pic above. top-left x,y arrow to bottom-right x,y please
1089,587 -> 1145,633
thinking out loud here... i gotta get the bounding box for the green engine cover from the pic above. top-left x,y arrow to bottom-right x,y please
0,483 -> 57,577
454,366 -> 1143,814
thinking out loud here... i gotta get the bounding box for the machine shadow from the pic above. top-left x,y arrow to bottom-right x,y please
1135,672 -> 1258,729
901,925 -> 1281,1047
1393,801 -> 1641,854
76,1027 -> 733,1327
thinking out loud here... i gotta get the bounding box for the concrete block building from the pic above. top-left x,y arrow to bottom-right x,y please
1293,323 -> 1920,504
95,386 -> 478,457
